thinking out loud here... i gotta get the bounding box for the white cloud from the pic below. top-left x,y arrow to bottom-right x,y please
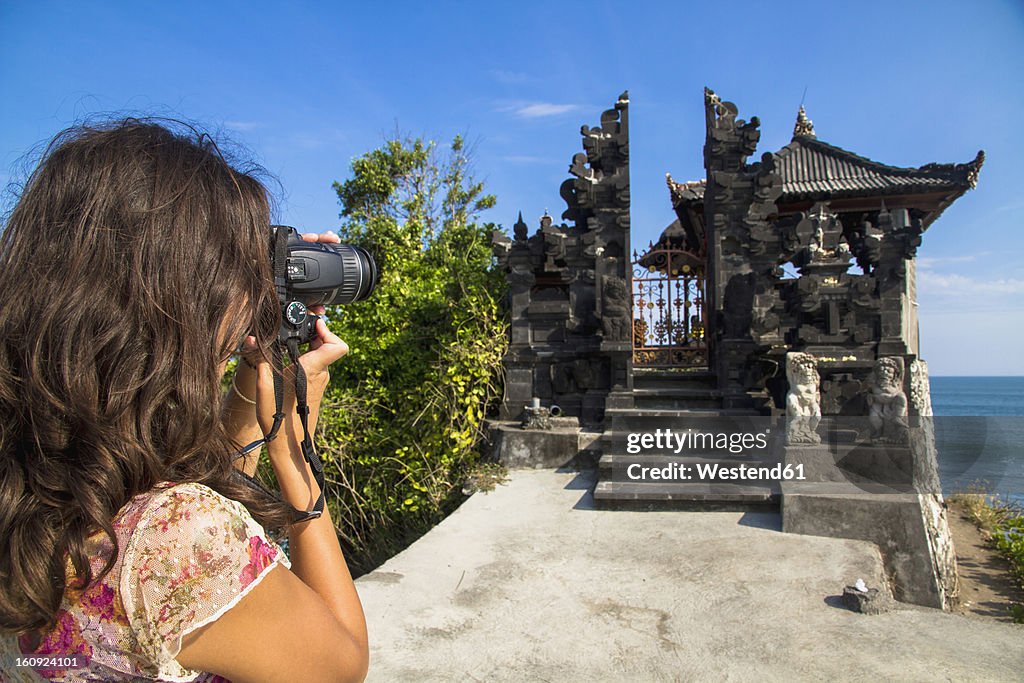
917,271 -> 1024,296
993,201 -> 1024,215
916,253 -> 984,268
511,103 -> 581,118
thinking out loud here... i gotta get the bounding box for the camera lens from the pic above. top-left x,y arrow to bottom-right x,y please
321,244 -> 378,304
279,225 -> 379,308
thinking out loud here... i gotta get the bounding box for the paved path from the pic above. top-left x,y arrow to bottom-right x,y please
356,468 -> 1023,682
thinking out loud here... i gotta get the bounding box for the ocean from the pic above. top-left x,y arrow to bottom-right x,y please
931,376 -> 1024,505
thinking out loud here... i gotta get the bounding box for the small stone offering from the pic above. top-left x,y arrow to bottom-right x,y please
842,582 -> 892,615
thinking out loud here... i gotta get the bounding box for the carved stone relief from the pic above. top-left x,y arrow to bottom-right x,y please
868,357 -> 909,444
599,275 -> 631,341
910,359 -> 933,417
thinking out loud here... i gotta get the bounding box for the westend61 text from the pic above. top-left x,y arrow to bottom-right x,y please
626,462 -> 805,482
625,428 -> 770,455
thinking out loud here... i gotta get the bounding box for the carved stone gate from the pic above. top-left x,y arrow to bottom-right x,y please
491,89 -> 982,610
631,245 -> 707,368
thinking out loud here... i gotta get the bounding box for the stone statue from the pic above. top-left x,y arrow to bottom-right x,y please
868,357 -> 909,444
599,275 -> 631,341
808,222 -> 825,257
785,352 -> 822,445
521,405 -> 552,430
512,211 -> 529,242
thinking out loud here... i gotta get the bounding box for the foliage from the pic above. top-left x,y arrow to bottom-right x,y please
314,135 -> 507,574
991,510 -> 1024,595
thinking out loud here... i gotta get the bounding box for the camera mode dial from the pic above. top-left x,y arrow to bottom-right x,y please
285,301 -> 307,326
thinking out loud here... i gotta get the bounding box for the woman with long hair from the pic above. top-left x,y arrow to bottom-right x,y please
0,120 -> 369,682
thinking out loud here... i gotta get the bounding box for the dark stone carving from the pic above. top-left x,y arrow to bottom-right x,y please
521,406 -> 552,430
665,173 -> 707,256
599,275 -> 630,341
540,213 -> 567,272
551,359 -> 604,394
849,216 -> 883,274
794,203 -> 853,276
722,273 -> 756,338
492,93 -> 632,425
820,373 -> 866,416
513,211 -> 529,242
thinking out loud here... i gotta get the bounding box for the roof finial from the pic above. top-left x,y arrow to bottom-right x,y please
794,105 -> 816,138
513,211 -> 528,241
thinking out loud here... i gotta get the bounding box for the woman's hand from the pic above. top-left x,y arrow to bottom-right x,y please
286,230 -> 348,390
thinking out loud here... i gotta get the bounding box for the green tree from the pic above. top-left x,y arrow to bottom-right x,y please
318,135 -> 506,573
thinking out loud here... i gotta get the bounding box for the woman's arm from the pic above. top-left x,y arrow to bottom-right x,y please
257,323 -> 368,655
180,317 -> 368,682
224,353 -> 262,476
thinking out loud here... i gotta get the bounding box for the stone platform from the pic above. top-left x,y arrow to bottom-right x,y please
356,468 -> 1022,681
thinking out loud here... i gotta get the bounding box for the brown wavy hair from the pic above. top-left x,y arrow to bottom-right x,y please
0,119 -> 293,634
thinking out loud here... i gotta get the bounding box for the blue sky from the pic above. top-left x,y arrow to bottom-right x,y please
2,0 -> 1022,375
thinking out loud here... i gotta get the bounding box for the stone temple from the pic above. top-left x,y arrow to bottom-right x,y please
490,90 -> 983,610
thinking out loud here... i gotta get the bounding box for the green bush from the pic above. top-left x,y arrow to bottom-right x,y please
992,510 -> 1024,586
313,135 -> 507,574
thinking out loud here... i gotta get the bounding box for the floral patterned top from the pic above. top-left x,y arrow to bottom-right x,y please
0,483 -> 289,682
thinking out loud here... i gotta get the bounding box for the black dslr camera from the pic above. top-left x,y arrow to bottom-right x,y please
272,225 -> 378,345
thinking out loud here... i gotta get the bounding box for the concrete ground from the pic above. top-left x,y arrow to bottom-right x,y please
355,468 -> 1023,682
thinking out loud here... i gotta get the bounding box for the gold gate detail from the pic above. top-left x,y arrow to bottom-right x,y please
631,246 -> 707,368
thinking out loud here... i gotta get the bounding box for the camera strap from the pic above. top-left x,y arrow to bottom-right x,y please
285,337 -> 325,523
232,342 -> 324,524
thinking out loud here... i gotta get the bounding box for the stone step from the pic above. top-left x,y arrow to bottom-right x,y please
631,388 -> 722,399
593,480 -> 780,511
594,403 -> 781,511
605,407 -> 761,419
597,430 -> 778,457
632,370 -> 717,392
631,387 -> 723,410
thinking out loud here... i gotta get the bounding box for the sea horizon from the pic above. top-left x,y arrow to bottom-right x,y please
933,375 -> 1024,378
930,376 -> 1023,504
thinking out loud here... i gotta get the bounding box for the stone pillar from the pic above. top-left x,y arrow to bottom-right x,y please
701,89 -> 782,407
492,93 -> 633,427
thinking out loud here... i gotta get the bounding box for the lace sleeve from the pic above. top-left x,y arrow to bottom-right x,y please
121,483 -> 290,681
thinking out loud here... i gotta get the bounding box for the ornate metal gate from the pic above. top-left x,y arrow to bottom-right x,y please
631,245 -> 707,368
